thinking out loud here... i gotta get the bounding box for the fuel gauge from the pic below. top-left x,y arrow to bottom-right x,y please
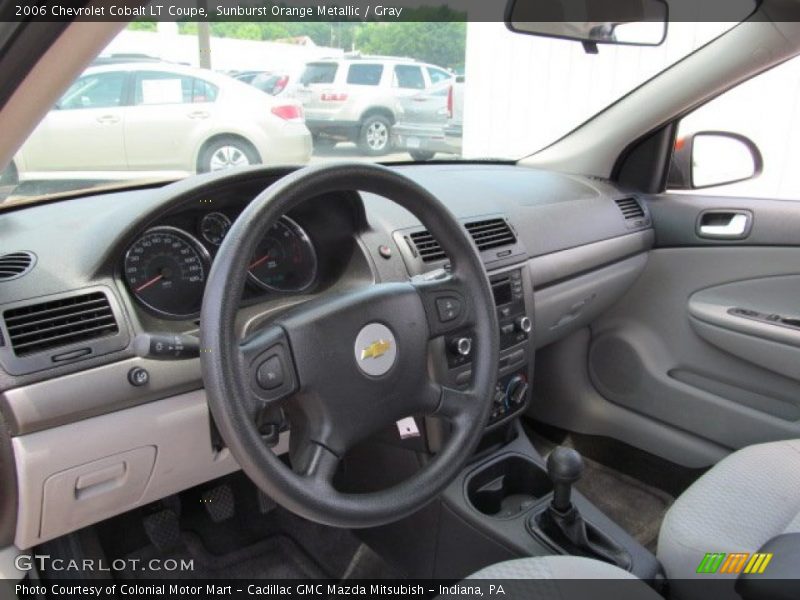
199,211 -> 231,246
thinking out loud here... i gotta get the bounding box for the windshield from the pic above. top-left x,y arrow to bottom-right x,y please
0,20 -> 739,206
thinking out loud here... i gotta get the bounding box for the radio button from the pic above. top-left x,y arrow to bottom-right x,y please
450,337 -> 472,356
516,316 -> 533,333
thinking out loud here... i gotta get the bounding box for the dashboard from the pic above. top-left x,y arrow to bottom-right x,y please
0,162 -> 654,550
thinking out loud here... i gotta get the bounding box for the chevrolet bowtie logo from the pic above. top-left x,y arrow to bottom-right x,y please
360,339 -> 392,360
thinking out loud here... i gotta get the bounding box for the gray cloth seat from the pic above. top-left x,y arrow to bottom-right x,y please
657,438 -> 800,600
467,555 -> 648,579
457,556 -> 660,599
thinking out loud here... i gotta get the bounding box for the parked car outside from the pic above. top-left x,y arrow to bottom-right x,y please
392,80 -> 462,161
291,54 -> 454,155
236,70 -> 292,96
230,70 -> 262,84
8,63 -> 311,183
444,73 -> 465,153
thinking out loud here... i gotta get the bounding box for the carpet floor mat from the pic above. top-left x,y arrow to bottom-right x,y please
121,531 -> 326,579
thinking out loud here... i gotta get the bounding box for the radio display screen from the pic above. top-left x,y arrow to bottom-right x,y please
492,281 -> 512,306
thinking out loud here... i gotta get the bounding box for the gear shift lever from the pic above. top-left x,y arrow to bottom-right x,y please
537,446 -> 632,570
547,446 -> 584,512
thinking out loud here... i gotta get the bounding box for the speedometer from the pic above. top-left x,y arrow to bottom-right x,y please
248,217 -> 317,292
123,227 -> 210,319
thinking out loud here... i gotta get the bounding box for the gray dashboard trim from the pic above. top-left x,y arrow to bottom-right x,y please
1,357 -> 201,436
529,230 -> 654,288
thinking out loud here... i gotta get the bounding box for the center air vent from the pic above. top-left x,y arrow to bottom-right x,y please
465,218 -> 517,251
0,251 -> 36,282
615,197 -> 645,221
407,218 -> 517,263
4,291 -> 118,356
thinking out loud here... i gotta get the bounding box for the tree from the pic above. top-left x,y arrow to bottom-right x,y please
127,21 -> 157,32
177,21 -> 359,49
356,22 -> 466,68
162,18 -> 467,68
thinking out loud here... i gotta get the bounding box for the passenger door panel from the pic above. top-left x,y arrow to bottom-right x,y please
586,194 -> 800,459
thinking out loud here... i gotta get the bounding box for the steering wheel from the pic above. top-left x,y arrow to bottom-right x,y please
200,162 -> 498,528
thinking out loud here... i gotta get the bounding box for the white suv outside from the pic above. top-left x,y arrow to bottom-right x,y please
292,54 -> 454,155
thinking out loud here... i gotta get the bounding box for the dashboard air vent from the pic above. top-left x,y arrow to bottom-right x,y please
407,218 -> 517,263
4,291 -> 118,356
615,197 -> 645,221
465,218 -> 516,251
0,251 -> 35,282
408,230 -> 446,263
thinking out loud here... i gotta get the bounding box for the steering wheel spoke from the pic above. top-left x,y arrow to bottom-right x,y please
416,379 -> 475,423
412,270 -> 476,338
295,441 -> 340,484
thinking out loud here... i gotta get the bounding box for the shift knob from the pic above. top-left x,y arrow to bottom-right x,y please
547,446 -> 584,512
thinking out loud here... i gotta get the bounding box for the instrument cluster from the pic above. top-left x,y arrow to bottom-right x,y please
123,208 -> 318,320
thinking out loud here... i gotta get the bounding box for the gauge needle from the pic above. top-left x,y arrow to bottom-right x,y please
248,254 -> 271,269
135,274 -> 164,292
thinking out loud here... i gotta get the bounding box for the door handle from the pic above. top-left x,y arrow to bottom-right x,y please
187,111 -> 210,119
697,210 -> 752,239
96,115 -> 120,124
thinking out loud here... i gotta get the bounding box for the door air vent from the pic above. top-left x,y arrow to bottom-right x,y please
406,218 -> 517,263
0,251 -> 35,282
614,197 -> 645,221
465,218 -> 517,251
4,291 -> 118,356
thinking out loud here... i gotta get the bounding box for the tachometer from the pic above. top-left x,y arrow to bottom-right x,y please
248,217 -> 317,292
124,226 -> 209,319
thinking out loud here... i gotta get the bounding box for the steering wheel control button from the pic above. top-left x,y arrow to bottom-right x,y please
354,322 -> 397,377
127,366 -> 149,387
436,296 -> 462,322
256,355 -> 284,390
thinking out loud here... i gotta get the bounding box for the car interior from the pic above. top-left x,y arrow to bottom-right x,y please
1,2 -> 800,600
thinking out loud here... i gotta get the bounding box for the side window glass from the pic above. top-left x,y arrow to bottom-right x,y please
192,78 -> 218,103
667,54 -> 800,200
427,67 -> 452,85
393,65 -> 425,90
58,72 -> 126,110
346,64 -> 384,86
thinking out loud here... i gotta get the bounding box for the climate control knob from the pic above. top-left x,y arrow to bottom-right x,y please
516,316 -> 533,333
450,337 -> 472,356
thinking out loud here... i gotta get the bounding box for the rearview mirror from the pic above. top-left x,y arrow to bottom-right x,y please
505,0 -> 668,47
668,132 -> 764,190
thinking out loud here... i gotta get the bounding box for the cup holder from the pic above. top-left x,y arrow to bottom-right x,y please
466,455 -> 553,519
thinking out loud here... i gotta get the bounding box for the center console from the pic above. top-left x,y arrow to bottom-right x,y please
356,236 -> 661,584
441,266 -> 534,427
